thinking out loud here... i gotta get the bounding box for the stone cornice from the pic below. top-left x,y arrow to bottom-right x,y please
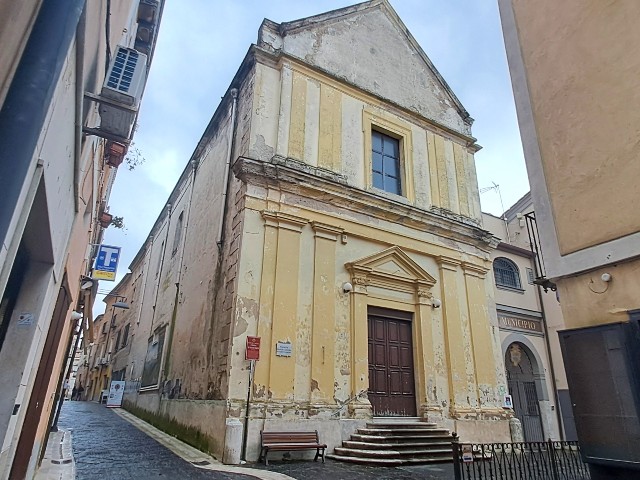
234,156 -> 495,253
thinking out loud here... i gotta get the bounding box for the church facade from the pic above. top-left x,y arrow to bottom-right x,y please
117,0 -> 511,460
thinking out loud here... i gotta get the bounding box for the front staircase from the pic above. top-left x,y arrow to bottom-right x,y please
327,417 -> 453,465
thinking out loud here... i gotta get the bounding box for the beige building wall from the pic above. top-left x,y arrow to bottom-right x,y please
0,2 -> 163,477
499,0 -> 640,329
484,211 -> 562,440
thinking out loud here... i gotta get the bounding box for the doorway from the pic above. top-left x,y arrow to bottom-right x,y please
367,307 -> 416,416
506,342 -> 544,441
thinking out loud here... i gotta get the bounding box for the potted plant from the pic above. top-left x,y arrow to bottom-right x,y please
99,211 -> 113,228
105,141 -> 127,168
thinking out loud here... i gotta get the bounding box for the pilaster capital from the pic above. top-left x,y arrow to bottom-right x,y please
437,256 -> 461,271
261,210 -> 308,232
462,261 -> 489,278
346,264 -> 372,294
311,221 -> 343,241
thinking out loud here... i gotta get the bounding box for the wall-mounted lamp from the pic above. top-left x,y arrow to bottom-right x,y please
601,273 -> 612,283
342,282 -> 353,293
103,293 -> 130,310
80,276 -> 95,290
431,298 -> 442,309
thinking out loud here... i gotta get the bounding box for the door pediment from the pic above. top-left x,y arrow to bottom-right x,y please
346,246 -> 436,294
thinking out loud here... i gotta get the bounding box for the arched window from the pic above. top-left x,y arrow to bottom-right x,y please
494,257 -> 522,289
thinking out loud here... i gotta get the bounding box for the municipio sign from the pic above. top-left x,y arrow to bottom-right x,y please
246,336 -> 261,360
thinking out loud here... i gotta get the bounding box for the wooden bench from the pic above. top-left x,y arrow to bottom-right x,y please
259,430 -> 326,465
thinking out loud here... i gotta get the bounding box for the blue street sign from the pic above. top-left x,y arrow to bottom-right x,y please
94,245 -> 121,281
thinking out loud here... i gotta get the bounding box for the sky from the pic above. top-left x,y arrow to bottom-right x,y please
97,0 -> 529,312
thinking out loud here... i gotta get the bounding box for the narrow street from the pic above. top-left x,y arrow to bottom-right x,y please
54,401 -> 455,480
58,402 -> 254,480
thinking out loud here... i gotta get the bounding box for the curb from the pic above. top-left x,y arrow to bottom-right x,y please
34,429 -> 75,480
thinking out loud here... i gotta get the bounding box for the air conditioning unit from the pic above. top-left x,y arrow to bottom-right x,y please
98,46 -> 148,138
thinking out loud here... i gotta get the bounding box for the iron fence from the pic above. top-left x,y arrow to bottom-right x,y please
452,433 -> 590,480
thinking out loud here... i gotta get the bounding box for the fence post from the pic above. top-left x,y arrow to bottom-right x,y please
452,432 -> 462,480
548,438 -> 560,480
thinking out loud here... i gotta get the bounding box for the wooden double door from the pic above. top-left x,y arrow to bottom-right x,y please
367,308 -> 417,416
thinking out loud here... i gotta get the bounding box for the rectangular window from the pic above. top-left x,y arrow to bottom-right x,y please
526,267 -> 535,285
121,323 -> 130,348
172,212 -> 184,256
372,130 -> 401,195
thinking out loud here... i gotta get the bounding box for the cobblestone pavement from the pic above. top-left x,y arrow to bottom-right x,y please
248,459 -> 455,480
59,401 -> 254,480
59,401 -> 456,480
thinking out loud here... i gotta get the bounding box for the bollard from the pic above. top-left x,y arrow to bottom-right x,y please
509,417 -> 524,443
222,418 -> 243,464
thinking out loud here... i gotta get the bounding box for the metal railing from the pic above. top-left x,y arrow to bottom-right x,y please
452,434 -> 590,480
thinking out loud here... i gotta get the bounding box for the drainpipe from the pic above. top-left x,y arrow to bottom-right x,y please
216,88 -> 239,249
0,0 -> 86,243
536,284 -> 564,440
73,6 -> 86,213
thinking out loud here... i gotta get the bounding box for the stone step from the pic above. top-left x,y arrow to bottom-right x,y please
334,447 -> 452,459
351,433 -> 452,443
343,440 -> 451,450
357,428 -> 451,436
370,417 -> 425,423
366,422 -> 438,429
326,453 -> 451,466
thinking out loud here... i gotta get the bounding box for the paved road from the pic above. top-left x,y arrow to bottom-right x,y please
246,460 -> 454,480
60,401 -> 455,480
59,402 -> 253,480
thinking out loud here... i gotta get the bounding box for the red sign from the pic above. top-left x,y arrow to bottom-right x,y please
246,336 -> 261,360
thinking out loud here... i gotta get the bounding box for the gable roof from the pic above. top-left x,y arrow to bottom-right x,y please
259,0 -> 472,134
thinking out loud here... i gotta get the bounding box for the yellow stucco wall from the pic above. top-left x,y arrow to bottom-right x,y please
229,185 -> 509,434
510,0 -> 640,254
250,60 -> 482,223
556,260 -> 640,329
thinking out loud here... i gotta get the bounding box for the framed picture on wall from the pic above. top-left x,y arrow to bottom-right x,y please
503,394 -> 513,409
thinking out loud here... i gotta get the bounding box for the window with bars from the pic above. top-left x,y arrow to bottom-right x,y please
372,130 -> 402,195
494,257 -> 522,290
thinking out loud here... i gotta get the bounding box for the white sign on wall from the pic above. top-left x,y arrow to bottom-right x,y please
275,341 -> 292,357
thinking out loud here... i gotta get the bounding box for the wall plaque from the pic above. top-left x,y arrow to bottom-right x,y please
275,341 -> 292,357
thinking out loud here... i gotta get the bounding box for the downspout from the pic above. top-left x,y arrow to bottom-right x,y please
216,88 -> 239,249
0,0 -> 86,243
536,284 -> 564,440
74,6 -> 86,213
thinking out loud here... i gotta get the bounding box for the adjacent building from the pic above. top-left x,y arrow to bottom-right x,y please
483,193 -> 576,443
107,0 -> 512,463
0,1 -> 163,477
499,1 -> 640,477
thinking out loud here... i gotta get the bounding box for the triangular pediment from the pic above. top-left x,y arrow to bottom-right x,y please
259,1 -> 471,135
346,246 -> 436,286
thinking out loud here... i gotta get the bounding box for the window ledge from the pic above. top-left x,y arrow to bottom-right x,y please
369,186 -> 410,205
496,285 -> 525,294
